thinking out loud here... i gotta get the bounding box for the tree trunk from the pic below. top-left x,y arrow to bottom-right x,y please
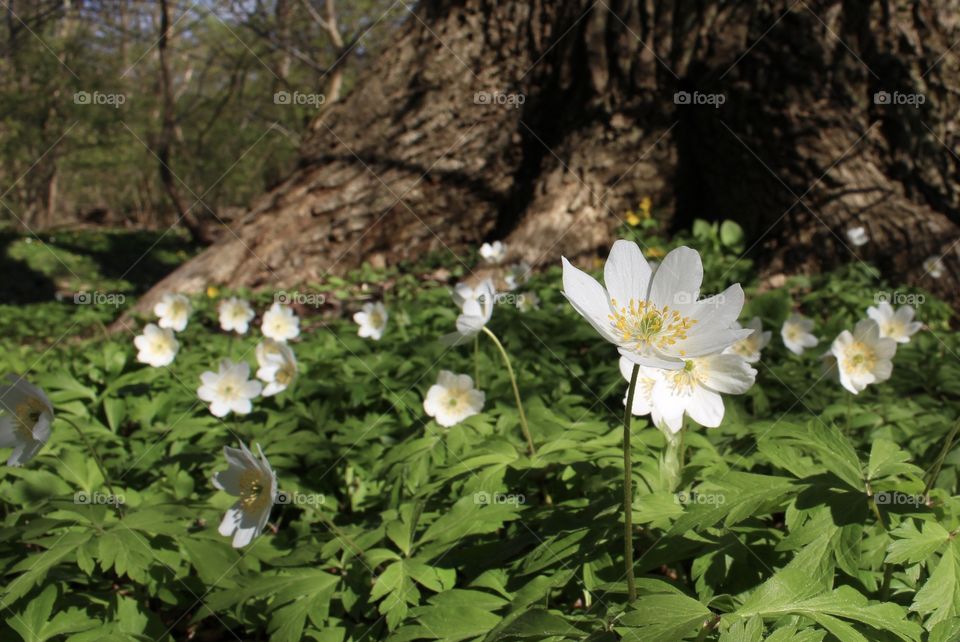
126,0 -> 960,320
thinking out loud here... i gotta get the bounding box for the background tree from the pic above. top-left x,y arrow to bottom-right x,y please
130,0 -> 960,315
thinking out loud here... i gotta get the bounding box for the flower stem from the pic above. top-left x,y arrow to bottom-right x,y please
481,327 -> 535,456
623,362 -> 640,603
60,416 -> 123,516
473,335 -> 480,387
924,418 -> 960,497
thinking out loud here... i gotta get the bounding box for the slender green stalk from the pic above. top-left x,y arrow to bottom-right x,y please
481,327 -> 535,456
623,362 -> 640,603
924,419 -> 960,497
60,416 -> 123,515
473,335 -> 480,387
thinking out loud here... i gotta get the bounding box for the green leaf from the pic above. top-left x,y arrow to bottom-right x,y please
912,539 -> 960,630
617,592 -> 711,641
886,520 -> 950,565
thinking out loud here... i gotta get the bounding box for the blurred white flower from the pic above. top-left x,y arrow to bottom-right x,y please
423,370 -> 485,427
621,354 -> 756,433
219,297 -> 255,334
198,359 -> 263,417
134,323 -> 179,367
562,240 -> 750,370
480,241 -> 507,264
724,317 -> 771,363
517,291 -> 540,312
261,302 -> 300,342
154,293 -> 191,332
504,261 -> 531,291
353,302 -> 388,341
256,340 -> 298,397
0,375 -> 54,466
212,442 -> 278,548
830,319 -> 897,394
923,255 -> 944,279
443,279 -> 497,345
846,226 -> 869,247
781,314 -> 819,355
867,301 -> 922,344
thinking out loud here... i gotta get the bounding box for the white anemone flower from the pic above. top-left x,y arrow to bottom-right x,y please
562,240 -> 750,370
621,354 -> 756,433
517,291 -> 540,312
846,226 -> 869,247
0,375 -> 54,466
256,341 -> 298,397
261,302 -> 300,342
197,359 -> 263,417
443,279 -> 497,345
154,293 -> 191,332
781,314 -> 819,355
134,323 -> 179,367
219,297 -> 255,334
423,370 -> 485,428
353,302 -> 388,340
830,319 -> 897,395
724,317 -> 771,363
866,301 -> 922,344
480,241 -> 507,264
504,261 -> 532,291
923,256 -> 944,279
212,442 -> 278,548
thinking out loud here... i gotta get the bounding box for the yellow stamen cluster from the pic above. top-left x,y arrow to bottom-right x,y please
14,396 -> 46,439
609,298 -> 696,352
841,341 -> 876,374
239,469 -> 269,511
669,360 -> 703,394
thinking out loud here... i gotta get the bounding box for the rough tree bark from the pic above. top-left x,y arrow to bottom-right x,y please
128,0 -> 960,319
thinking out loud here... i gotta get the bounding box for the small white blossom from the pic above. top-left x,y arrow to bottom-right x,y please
219,297 -> 255,334
256,340 -> 298,397
517,291 -> 540,312
154,293 -> 191,332
867,301 -> 922,344
830,319 -> 897,394
480,241 -> 508,264
423,370 -> 485,427
197,359 -> 263,417
353,302 -> 388,341
504,261 -> 531,291
212,442 -> 278,548
443,279 -> 497,345
621,354 -> 756,433
724,317 -> 771,363
846,226 -> 869,247
0,375 -> 54,466
923,256 -> 944,279
781,314 -> 819,355
134,323 -> 179,367
261,302 -> 300,342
